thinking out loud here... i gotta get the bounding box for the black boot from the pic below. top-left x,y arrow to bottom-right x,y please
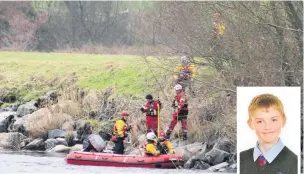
165,130 -> 172,139
182,132 -> 187,141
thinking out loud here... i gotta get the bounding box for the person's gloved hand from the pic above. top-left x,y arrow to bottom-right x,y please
171,100 -> 176,108
110,136 -> 118,142
157,100 -> 162,108
140,107 -> 145,112
127,125 -> 132,131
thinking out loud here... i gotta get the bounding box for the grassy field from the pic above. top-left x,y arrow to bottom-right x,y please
0,51 -> 214,106
0,52 -> 158,103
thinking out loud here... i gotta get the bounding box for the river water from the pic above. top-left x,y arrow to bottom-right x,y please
0,151 -> 234,174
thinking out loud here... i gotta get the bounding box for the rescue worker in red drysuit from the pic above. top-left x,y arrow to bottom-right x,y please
140,94 -> 162,134
166,84 -> 188,141
110,111 -> 131,154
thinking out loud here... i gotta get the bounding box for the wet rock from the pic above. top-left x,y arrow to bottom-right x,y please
20,138 -> 33,148
45,139 -> 58,150
45,138 -> 69,150
56,137 -> 68,146
16,100 -> 38,117
0,115 -> 15,133
23,138 -> 45,151
193,160 -> 210,170
48,144 -> 71,153
11,104 -> 20,112
204,138 -> 231,165
48,129 -> 65,139
70,144 -> 83,152
0,111 -> 16,122
207,162 -> 229,172
0,132 -> 26,149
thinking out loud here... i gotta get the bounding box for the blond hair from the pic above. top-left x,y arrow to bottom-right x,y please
248,94 -> 285,119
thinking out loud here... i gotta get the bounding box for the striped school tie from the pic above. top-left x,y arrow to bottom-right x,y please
258,155 -> 267,166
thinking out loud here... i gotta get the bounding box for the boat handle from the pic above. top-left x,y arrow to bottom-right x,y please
137,159 -> 144,162
102,157 -> 108,160
75,155 -> 81,159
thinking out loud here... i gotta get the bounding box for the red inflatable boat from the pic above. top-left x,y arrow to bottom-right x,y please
65,151 -> 184,169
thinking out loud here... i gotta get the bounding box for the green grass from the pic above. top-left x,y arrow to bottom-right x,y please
0,51 -> 215,105
0,52 -> 153,102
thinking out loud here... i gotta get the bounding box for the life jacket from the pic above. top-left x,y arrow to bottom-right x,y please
143,101 -> 160,117
113,118 -> 128,138
144,140 -> 159,156
158,139 -> 174,154
177,64 -> 196,80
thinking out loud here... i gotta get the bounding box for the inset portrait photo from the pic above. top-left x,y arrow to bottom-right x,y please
237,87 -> 300,174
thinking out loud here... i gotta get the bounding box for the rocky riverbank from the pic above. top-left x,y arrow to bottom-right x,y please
0,90 -> 236,172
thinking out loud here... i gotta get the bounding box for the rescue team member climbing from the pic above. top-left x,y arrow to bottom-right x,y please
111,111 -> 132,154
175,55 -> 196,91
140,94 -> 162,133
166,84 -> 189,141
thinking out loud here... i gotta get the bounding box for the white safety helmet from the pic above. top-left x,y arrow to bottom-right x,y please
174,84 -> 183,91
146,132 -> 156,140
180,55 -> 189,64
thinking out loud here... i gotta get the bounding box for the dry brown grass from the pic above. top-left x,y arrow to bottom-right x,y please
25,108 -> 72,138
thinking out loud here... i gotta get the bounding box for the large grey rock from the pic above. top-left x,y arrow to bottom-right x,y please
69,144 -> 83,152
204,147 -> 230,165
45,139 -> 58,150
48,129 -> 66,139
0,111 -> 16,122
0,115 -> 15,133
45,138 -> 68,150
11,104 -> 20,112
56,137 -> 68,146
48,145 -> 71,153
17,100 -> 38,117
204,138 -> 231,165
193,160 -> 211,170
23,138 -> 45,151
207,162 -> 229,172
37,90 -> 58,108
0,132 -> 26,149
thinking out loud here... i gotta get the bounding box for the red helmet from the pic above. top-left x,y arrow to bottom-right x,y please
159,130 -> 165,137
121,111 -> 129,116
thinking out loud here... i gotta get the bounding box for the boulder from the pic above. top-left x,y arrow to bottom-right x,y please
207,162 -> 229,172
204,138 -> 231,165
56,137 -> 68,146
45,139 -> 58,150
193,160 -> 211,170
11,104 -> 20,112
45,138 -> 69,150
0,111 -> 16,122
23,138 -> 45,151
0,132 -> 26,149
69,144 -> 83,152
0,115 -> 15,133
37,90 -> 58,108
48,129 -> 66,139
48,144 -> 71,153
16,100 -> 38,117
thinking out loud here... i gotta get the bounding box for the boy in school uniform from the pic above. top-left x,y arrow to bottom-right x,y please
240,94 -> 297,174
